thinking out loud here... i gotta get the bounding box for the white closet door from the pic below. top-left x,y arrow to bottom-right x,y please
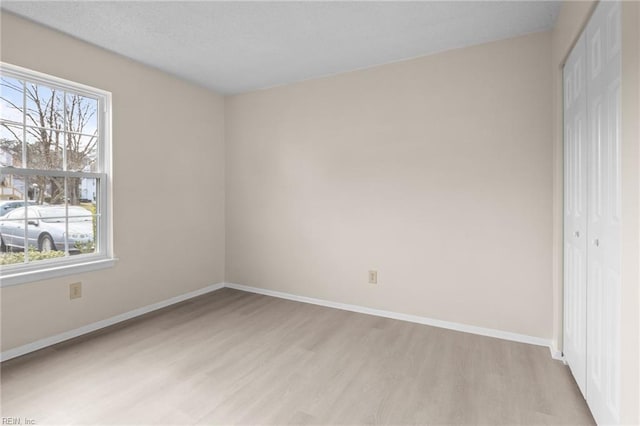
585,1 -> 621,424
563,31 -> 588,397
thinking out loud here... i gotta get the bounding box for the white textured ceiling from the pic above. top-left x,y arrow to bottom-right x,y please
1,1 -> 560,94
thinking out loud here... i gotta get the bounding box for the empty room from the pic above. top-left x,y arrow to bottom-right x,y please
0,1 -> 638,425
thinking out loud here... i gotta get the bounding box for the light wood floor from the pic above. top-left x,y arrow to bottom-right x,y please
1,288 -> 594,425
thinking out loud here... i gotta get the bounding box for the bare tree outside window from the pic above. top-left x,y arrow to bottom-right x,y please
0,76 -> 98,205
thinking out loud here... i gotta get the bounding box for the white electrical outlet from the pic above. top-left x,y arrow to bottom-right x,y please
70,282 -> 82,300
368,270 -> 378,284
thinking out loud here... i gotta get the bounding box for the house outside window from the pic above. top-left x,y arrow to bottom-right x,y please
0,63 -> 113,286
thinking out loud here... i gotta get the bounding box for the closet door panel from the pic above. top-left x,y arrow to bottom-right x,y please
585,1 -> 621,424
563,31 -> 588,397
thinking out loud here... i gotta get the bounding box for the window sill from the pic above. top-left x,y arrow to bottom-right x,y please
1,257 -> 117,287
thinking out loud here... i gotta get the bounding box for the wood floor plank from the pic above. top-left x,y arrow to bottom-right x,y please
1,288 -> 595,425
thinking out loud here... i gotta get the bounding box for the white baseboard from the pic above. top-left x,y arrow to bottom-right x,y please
1,281 -> 559,363
225,282 -> 553,350
549,346 -> 566,363
0,282 -> 225,362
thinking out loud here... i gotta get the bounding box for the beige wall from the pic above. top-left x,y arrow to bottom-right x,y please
0,13 -> 226,351
226,32 -> 554,339
620,2 -> 640,423
551,2 -> 640,423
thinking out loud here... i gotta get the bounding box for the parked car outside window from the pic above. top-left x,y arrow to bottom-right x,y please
0,205 -> 94,253
0,200 -> 37,217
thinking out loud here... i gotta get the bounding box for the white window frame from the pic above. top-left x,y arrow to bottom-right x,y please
0,63 -> 114,286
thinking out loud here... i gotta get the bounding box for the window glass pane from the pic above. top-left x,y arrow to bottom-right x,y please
25,218 -> 66,263
33,175 -> 65,205
0,124 -> 23,168
65,93 -> 98,136
26,126 -> 63,170
69,177 -> 98,205
0,188 -> 32,217
67,204 -> 95,255
0,76 -> 24,123
67,134 -> 98,172
25,82 -> 64,130
69,178 -> 97,254
0,206 -> 26,266
0,171 -> 25,202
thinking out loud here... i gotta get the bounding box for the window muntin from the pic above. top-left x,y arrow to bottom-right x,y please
0,63 -> 111,281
